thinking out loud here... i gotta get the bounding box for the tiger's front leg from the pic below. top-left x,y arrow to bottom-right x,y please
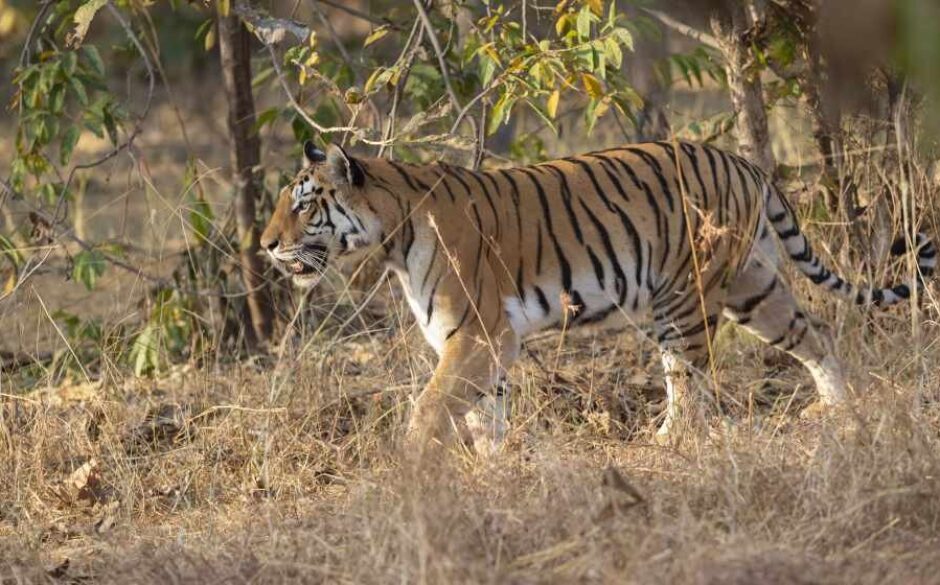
406,326 -> 518,455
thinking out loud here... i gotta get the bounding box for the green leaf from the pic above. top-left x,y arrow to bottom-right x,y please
62,51 -> 78,75
475,54 -> 493,88
556,13 -> 574,37
61,126 -> 80,165
364,67 -> 395,93
612,27 -> 633,51
130,324 -> 159,376
255,106 -> 280,131
189,196 -> 214,244
604,37 -> 622,69
577,7 -> 593,39
69,76 -> 88,105
72,249 -> 106,290
488,92 -> 516,135
0,234 -> 24,267
102,107 -> 119,145
82,45 -> 105,76
50,84 -> 66,114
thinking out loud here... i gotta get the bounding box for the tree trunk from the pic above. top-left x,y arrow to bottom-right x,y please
800,4 -> 845,213
218,11 -> 273,346
711,2 -> 775,174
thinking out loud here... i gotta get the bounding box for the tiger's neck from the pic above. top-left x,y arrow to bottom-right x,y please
358,157 -> 484,274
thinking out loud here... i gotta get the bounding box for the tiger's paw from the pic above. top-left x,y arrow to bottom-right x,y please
799,399 -> 838,421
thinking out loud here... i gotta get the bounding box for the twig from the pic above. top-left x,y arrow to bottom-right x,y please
18,0 -> 55,67
639,7 -> 720,50
410,0 -> 480,158
380,20 -> 424,157
33,286 -> 91,383
309,0 -> 352,68
52,1 -> 156,226
265,43 -> 387,145
411,0 -> 462,114
313,0 -> 405,31
1,351 -> 55,372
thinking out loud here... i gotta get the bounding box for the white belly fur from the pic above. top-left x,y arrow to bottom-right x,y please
396,269 -> 649,353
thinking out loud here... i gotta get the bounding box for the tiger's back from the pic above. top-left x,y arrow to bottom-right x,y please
368,142 -> 766,345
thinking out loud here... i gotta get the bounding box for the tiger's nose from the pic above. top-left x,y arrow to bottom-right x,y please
262,236 -> 278,251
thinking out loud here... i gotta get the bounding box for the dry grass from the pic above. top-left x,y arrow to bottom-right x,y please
2,290 -> 940,584
3,86 -> 940,584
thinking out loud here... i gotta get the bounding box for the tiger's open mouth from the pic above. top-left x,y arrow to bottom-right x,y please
284,244 -> 328,278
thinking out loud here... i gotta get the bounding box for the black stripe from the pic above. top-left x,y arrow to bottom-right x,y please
681,143 -> 709,209
540,164 -> 585,244
658,314 -> 720,342
534,286 -> 550,314
586,246 -> 606,288
426,278 -> 441,324
586,156 -> 646,288
434,168 -> 458,203
595,153 -> 669,275
497,169 -> 524,238
519,168 -> 573,292
702,146 -> 724,226
420,238 -> 440,291
781,323 -> 808,352
623,146 -> 676,212
461,168 -> 502,241
730,276 -> 777,315
388,161 -> 431,193
535,223 -> 544,273
568,159 -> 630,304
515,262 -> 526,302
445,285 -> 484,340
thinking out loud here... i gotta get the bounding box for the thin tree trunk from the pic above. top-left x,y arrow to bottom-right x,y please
800,4 -> 845,213
711,2 -> 775,174
218,11 -> 273,346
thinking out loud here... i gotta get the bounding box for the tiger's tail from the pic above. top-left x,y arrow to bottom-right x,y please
765,185 -> 936,306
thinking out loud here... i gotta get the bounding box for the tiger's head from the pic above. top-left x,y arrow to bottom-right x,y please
260,141 -> 380,287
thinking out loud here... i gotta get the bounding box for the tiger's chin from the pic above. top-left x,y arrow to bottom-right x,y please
291,272 -> 325,288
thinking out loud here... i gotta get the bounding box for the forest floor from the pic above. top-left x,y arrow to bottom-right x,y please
3,90 -> 940,584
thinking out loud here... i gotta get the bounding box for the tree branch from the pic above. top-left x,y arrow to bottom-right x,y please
313,0 -> 405,31
640,7 -> 720,50
411,0 -> 462,115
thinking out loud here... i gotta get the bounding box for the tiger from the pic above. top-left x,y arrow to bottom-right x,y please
260,139 -> 936,453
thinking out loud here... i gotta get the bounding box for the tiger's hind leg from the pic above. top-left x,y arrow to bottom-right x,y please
725,261 -> 847,406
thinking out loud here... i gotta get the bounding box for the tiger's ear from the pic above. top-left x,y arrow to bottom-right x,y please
325,143 -> 365,188
303,140 -> 327,167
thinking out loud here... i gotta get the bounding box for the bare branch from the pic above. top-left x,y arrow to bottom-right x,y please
18,0 -> 54,67
313,0 -> 405,31
640,7 -> 720,51
264,43 -> 386,145
233,0 -> 310,45
411,0 -> 462,114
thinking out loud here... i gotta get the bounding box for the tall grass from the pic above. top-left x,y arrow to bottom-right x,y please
2,99 -> 940,583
